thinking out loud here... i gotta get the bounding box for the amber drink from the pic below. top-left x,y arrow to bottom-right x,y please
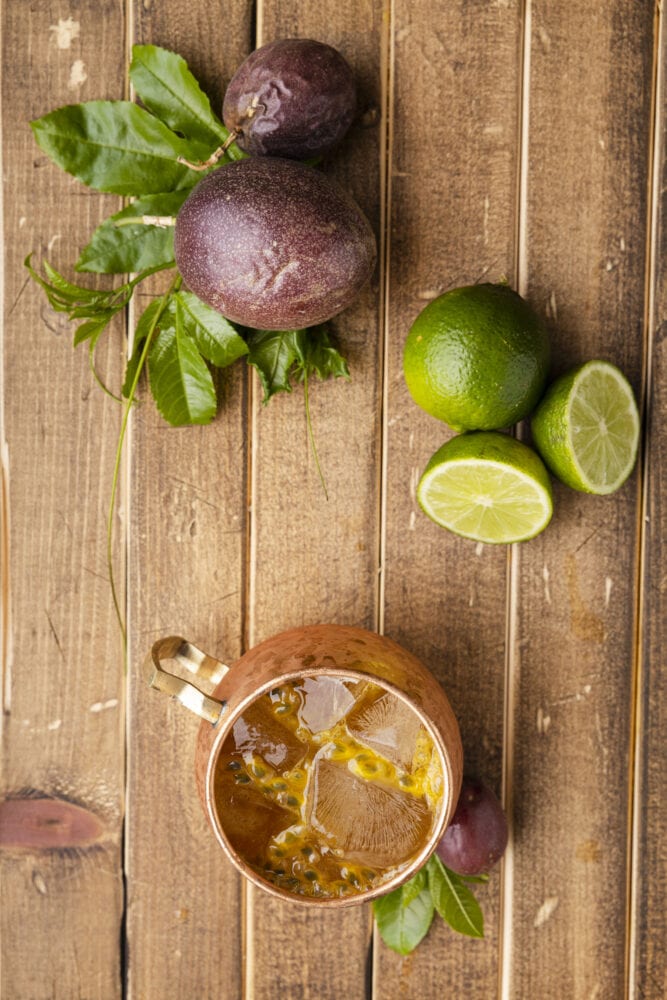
214,676 -> 444,899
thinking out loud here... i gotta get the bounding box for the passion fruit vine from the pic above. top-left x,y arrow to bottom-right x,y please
27,40 -> 376,648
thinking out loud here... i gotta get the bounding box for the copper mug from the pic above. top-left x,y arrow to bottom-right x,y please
145,623 -> 463,907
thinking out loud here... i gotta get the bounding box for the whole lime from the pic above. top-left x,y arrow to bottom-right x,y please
403,283 -> 550,431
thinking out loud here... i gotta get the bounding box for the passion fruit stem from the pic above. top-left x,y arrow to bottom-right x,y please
177,129 -> 241,171
178,100 -> 262,170
113,215 -> 176,228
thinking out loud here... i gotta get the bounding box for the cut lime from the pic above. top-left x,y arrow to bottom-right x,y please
417,432 -> 553,544
531,360 -> 640,495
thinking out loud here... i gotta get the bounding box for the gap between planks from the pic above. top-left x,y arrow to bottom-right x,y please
122,3 -> 138,998
371,0 -> 396,993
626,1 -> 664,997
242,0 -> 260,992
375,0 -> 396,642
498,0 -> 532,997
0,0 -> 11,725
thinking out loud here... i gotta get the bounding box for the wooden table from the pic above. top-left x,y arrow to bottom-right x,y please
2,2 -> 665,997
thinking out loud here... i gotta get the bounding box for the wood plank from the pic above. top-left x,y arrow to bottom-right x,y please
506,4 -> 654,998
376,1 -> 523,995
1,2 -> 126,997
124,4 -> 253,999
245,4 -> 386,997
630,5 -> 667,996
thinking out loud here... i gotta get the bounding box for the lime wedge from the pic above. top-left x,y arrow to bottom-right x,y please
417,432 -> 553,544
531,360 -> 640,494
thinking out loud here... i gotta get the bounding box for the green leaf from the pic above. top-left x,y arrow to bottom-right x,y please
67,300 -> 126,319
25,254 -> 100,310
246,326 -> 350,402
73,312 -> 115,346
400,867 -> 429,907
31,101 -> 209,195
373,880 -> 435,955
427,856 -> 484,938
148,298 -> 217,425
245,329 -> 305,401
175,291 -> 248,369
130,45 -> 228,148
27,255 -> 175,370
76,192 -> 187,274
41,259 -> 102,301
122,298 -> 163,397
293,324 -> 351,382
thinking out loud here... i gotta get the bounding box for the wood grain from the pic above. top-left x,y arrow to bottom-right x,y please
1,2 -> 126,997
376,1 -> 523,995
631,7 -> 667,998
244,3 -> 386,997
124,4 -> 253,999
506,4 -> 653,998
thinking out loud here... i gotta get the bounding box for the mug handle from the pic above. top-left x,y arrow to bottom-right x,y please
144,636 -> 230,725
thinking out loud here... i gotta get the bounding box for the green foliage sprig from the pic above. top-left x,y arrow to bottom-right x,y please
29,43 -> 349,425
373,855 -> 487,954
28,43 -> 350,641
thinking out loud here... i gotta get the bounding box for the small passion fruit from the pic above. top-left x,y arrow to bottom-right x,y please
222,38 -> 357,159
436,775 -> 508,876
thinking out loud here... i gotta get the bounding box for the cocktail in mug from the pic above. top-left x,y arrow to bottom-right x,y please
145,624 -> 463,906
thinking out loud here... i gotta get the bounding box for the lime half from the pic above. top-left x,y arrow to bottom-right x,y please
417,432 -> 553,544
531,360 -> 640,494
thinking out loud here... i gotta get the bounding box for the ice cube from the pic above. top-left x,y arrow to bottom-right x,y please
232,698 -> 306,771
305,751 -> 432,868
214,775 -> 293,865
346,688 -> 423,770
297,676 -> 356,734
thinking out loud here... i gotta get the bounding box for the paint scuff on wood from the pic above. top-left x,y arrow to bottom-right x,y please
534,896 -> 559,928
68,60 -> 87,90
536,707 -> 551,734
32,869 -> 48,895
49,17 -> 80,50
89,699 -> 118,713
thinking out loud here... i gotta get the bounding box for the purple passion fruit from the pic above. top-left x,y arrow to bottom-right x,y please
436,776 -> 508,875
222,38 -> 356,160
174,158 -> 376,330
